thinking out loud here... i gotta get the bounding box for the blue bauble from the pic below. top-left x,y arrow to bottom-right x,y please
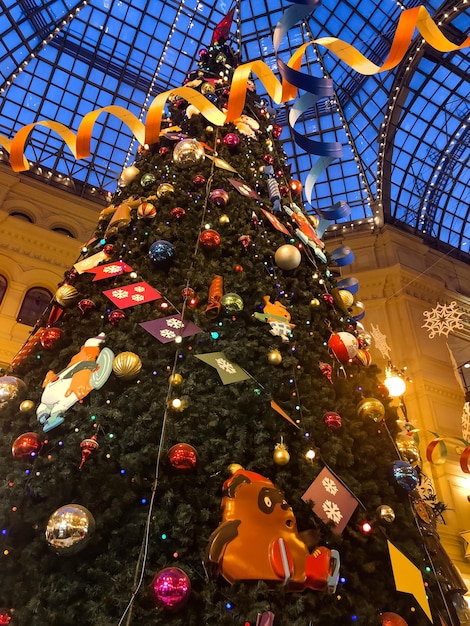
149,240 -> 175,264
391,460 -> 419,493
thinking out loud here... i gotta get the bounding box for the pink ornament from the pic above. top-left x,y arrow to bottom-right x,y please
78,299 -> 96,316
328,332 -> 359,362
238,235 -> 251,249
223,133 -> 240,147
263,154 -> 274,165
151,567 -> 191,612
323,412 -> 342,429
159,147 -> 169,156
0,609 -> 12,625
322,293 -> 335,307
319,361 -> 333,384
108,309 -> 126,326
210,189 -> 229,207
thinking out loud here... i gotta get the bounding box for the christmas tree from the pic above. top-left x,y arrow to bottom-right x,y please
0,26 -> 462,626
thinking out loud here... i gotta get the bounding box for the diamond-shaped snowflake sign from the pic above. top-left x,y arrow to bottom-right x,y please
140,314 -> 201,343
422,301 -> 464,339
370,323 -> 391,359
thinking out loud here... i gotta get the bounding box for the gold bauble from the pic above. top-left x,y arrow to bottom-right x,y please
45,504 -> 95,556
274,244 -> 302,270
168,373 -> 183,386
220,293 -> 244,313
156,182 -> 175,197
54,284 -> 79,307
273,443 -> 290,465
396,434 -> 421,467
310,297 -> 321,308
228,463 -> 243,474
356,397 -> 385,422
377,504 -> 396,523
112,352 -> 142,380
268,349 -> 282,365
338,289 -> 354,308
205,126 -> 214,133
201,82 -> 215,94
20,399 -> 35,412
172,138 -> 205,167
219,214 -> 230,225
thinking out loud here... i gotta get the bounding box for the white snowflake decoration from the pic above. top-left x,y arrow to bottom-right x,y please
370,323 -> 391,359
131,294 -> 145,302
422,301 -> 464,339
322,500 -> 343,524
103,264 -> 122,274
112,289 -> 129,299
160,329 -> 176,339
166,318 -> 184,329
134,286 -> 145,293
322,477 -> 338,496
215,358 -> 236,374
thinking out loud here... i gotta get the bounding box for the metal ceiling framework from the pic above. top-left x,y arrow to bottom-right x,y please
0,0 -> 468,260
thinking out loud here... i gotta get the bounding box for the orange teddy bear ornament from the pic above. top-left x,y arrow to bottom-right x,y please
206,468 -> 340,593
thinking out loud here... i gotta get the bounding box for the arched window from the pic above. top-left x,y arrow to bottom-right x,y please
51,227 -> 75,238
0,275 -> 7,306
9,211 -> 34,223
17,287 -> 53,327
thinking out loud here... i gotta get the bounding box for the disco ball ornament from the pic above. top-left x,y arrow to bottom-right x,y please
140,172 -> 156,187
54,284 -> 79,307
396,433 -> 421,466
356,397 -> 385,422
156,182 -> 175,197
168,443 -> 198,471
274,244 -> 302,270
112,352 -> 142,380
381,612 -> 408,626
220,293 -> 244,313
170,207 -> 186,220
355,348 -> 372,367
0,376 -> 26,408
173,138 -> 205,167
223,132 -> 240,148
12,432 -> 44,459
108,309 -> 126,326
0,608 -> 12,625
328,332 -> 359,362
40,327 -> 62,349
78,298 -> 96,316
137,202 -> 157,219
268,349 -> 282,365
45,504 -> 95,556
377,504 -> 396,523
210,188 -> 229,207
149,240 -> 175,263
323,411 -> 342,430
391,460 -> 419,493
151,567 -> 191,612
199,229 -> 221,249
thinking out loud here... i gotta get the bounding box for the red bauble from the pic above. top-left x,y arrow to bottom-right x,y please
238,235 -> 251,249
381,613 -> 408,626
323,411 -> 342,429
151,567 -> 191,612
170,207 -> 186,220
273,124 -> 283,139
289,179 -> 303,195
168,443 -> 198,471
103,244 -> 114,256
199,229 -> 221,249
377,384 -> 390,398
181,287 -> 195,300
328,332 -> 359,362
79,434 -> 99,469
108,309 -> 126,326
40,327 -> 62,349
0,609 -> 12,625
279,185 -> 290,197
192,174 -> 206,186
223,133 -> 240,148
78,298 -> 96,316
159,146 -> 169,156
234,265 -> 243,272
263,154 -> 275,165
12,432 -> 44,459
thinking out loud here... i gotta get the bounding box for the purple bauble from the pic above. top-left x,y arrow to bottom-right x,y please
151,567 -> 191,612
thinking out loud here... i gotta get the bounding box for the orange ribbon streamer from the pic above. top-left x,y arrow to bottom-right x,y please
2,6 -> 468,171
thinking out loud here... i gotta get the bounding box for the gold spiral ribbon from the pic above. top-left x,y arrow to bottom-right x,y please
0,6 -> 467,173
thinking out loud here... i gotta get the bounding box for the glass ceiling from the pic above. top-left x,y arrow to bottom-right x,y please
0,0 -> 468,260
